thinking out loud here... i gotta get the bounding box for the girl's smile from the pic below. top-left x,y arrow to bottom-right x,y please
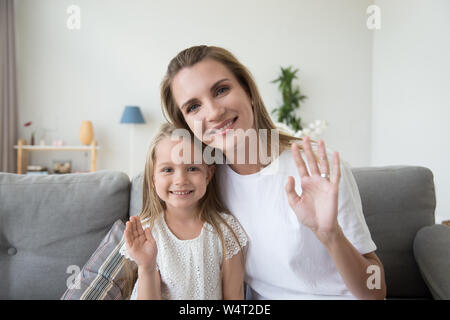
153,137 -> 214,214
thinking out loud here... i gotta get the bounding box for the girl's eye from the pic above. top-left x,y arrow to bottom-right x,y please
162,168 -> 173,173
187,167 -> 199,172
186,104 -> 200,113
216,86 -> 229,95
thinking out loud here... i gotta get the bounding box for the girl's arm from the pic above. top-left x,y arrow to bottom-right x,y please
137,267 -> 162,300
222,250 -> 245,300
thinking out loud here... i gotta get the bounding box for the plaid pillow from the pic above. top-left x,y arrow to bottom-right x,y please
61,219 -> 137,300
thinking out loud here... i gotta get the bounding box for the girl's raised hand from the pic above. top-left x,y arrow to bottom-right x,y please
285,136 -> 342,244
124,216 -> 158,271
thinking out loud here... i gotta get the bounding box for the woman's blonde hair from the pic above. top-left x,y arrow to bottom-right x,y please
121,122 -> 241,299
160,45 -> 303,157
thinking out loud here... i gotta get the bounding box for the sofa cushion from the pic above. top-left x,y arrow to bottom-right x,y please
61,219 -> 137,300
352,166 -> 435,299
413,224 -> 450,300
0,171 -> 130,299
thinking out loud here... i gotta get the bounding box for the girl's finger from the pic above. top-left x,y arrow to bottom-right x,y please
302,136 -> 320,176
125,221 -> 133,246
318,140 -> 330,178
131,216 -> 139,238
291,142 -> 308,178
331,152 -> 341,185
285,176 -> 301,208
135,216 -> 144,236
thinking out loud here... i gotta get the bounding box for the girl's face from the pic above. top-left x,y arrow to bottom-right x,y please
171,58 -> 255,153
153,137 -> 214,212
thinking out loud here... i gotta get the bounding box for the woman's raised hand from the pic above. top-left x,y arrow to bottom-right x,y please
285,136 -> 342,244
125,216 -> 158,271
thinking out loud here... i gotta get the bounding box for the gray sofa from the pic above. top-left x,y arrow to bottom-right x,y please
0,166 -> 449,299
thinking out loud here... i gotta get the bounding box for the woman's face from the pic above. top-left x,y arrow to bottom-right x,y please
171,58 -> 255,153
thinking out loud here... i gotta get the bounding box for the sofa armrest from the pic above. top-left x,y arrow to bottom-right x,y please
413,224 -> 450,299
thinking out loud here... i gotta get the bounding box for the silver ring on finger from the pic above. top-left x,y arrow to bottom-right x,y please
320,173 -> 330,179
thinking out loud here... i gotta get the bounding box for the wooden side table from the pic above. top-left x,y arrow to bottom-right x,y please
14,139 -> 100,174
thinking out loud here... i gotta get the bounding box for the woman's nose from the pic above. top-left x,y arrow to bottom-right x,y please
204,99 -> 226,122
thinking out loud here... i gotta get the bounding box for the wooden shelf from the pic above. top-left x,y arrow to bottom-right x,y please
14,139 -> 100,174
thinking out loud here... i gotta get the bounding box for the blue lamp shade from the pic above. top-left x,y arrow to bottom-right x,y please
120,106 -> 146,124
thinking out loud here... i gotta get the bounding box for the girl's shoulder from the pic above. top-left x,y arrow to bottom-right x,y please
215,212 -> 248,257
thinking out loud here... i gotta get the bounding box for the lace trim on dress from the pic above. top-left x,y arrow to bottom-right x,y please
219,213 -> 248,260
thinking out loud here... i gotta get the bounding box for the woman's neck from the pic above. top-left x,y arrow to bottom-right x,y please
225,135 -> 278,175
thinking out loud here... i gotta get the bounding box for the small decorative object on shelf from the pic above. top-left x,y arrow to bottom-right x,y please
26,165 -> 49,175
14,139 -> 99,174
53,160 -> 72,174
24,121 -> 36,145
79,120 -> 94,145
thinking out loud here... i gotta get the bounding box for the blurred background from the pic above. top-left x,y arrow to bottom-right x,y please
1,0 -> 449,222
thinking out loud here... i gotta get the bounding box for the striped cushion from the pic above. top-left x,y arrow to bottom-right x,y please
61,219 -> 137,300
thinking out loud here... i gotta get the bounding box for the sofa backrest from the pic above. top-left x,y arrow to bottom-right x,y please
352,166 -> 435,299
0,171 -> 130,299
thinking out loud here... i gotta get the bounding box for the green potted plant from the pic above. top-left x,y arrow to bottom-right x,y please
271,66 -> 307,132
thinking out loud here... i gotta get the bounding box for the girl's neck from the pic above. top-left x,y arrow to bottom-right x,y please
164,205 -> 201,224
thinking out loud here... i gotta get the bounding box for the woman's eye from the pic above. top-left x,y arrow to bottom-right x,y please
162,168 -> 173,173
187,104 -> 199,113
216,86 -> 229,95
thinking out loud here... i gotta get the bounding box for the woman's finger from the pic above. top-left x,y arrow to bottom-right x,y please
331,152 -> 341,185
291,142 -> 308,178
285,176 -> 301,208
318,140 -> 330,178
302,136 -> 320,176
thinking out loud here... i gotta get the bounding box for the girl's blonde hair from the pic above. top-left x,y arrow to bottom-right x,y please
121,122 -> 241,299
160,45 -> 303,157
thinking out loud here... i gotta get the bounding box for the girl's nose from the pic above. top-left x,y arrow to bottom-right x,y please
173,170 -> 188,185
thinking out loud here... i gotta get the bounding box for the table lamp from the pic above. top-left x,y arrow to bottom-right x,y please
120,106 -> 146,177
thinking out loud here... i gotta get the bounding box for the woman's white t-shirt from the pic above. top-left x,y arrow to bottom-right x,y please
216,149 -> 377,300
119,212 -> 248,300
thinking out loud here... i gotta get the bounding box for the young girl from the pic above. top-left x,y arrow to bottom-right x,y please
119,123 -> 248,300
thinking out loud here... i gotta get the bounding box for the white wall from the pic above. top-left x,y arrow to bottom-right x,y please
372,0 -> 450,223
14,0 -> 374,179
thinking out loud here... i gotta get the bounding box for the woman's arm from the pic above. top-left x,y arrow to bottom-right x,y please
285,137 -> 386,300
222,250 -> 245,300
137,267 -> 162,300
321,227 -> 386,300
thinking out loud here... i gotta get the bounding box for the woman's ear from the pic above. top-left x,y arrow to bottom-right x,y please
207,165 -> 216,183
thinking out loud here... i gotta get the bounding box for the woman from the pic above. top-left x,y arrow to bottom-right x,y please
159,45 -> 386,300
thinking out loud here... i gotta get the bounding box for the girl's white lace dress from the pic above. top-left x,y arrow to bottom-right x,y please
119,212 -> 248,300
